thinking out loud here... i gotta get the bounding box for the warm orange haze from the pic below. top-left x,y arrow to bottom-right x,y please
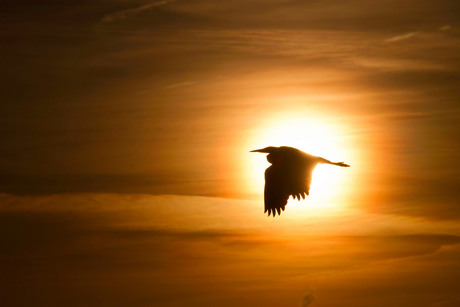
1,0 -> 460,306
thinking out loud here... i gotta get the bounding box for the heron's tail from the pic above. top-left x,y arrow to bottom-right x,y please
318,157 -> 350,167
330,161 -> 350,167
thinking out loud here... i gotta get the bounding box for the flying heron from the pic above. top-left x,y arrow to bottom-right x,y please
251,146 -> 350,217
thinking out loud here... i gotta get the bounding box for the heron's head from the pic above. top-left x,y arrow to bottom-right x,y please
250,146 -> 280,164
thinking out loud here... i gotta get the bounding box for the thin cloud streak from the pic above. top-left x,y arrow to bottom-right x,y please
384,32 -> 419,42
439,25 -> 451,31
100,0 -> 177,23
136,80 -> 197,95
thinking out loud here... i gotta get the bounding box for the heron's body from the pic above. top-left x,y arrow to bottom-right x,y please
251,146 -> 350,216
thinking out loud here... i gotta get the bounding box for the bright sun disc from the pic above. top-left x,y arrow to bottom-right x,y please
244,115 -> 355,214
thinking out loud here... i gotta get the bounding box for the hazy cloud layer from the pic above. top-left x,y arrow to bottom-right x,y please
1,193 -> 460,306
1,1 -> 460,220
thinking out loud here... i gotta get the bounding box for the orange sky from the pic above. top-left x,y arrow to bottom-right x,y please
2,193 -> 460,306
1,0 -> 460,306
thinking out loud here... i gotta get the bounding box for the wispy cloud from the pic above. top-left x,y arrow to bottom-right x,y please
166,80 -> 197,89
439,25 -> 451,31
101,0 -> 177,23
136,80 -> 197,95
1,193 -> 460,306
384,32 -> 418,43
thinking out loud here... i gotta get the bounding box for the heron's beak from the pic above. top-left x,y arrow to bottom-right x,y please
250,148 -> 270,153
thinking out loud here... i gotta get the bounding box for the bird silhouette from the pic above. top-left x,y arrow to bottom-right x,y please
251,146 -> 350,217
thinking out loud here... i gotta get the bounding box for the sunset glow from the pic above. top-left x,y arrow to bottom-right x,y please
2,0 -> 460,306
243,113 -> 358,213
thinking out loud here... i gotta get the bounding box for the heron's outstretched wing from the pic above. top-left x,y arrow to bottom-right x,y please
264,165 -> 289,217
284,159 -> 316,201
263,157 -> 319,217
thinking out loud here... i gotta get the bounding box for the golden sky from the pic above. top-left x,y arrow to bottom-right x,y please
1,0 -> 460,306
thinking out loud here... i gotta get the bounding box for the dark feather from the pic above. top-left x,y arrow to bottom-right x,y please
264,165 -> 289,217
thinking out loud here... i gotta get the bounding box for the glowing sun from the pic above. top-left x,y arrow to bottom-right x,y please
244,115 -> 355,213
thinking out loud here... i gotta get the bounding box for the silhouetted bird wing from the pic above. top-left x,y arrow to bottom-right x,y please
264,165 -> 289,217
264,160 -> 317,217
